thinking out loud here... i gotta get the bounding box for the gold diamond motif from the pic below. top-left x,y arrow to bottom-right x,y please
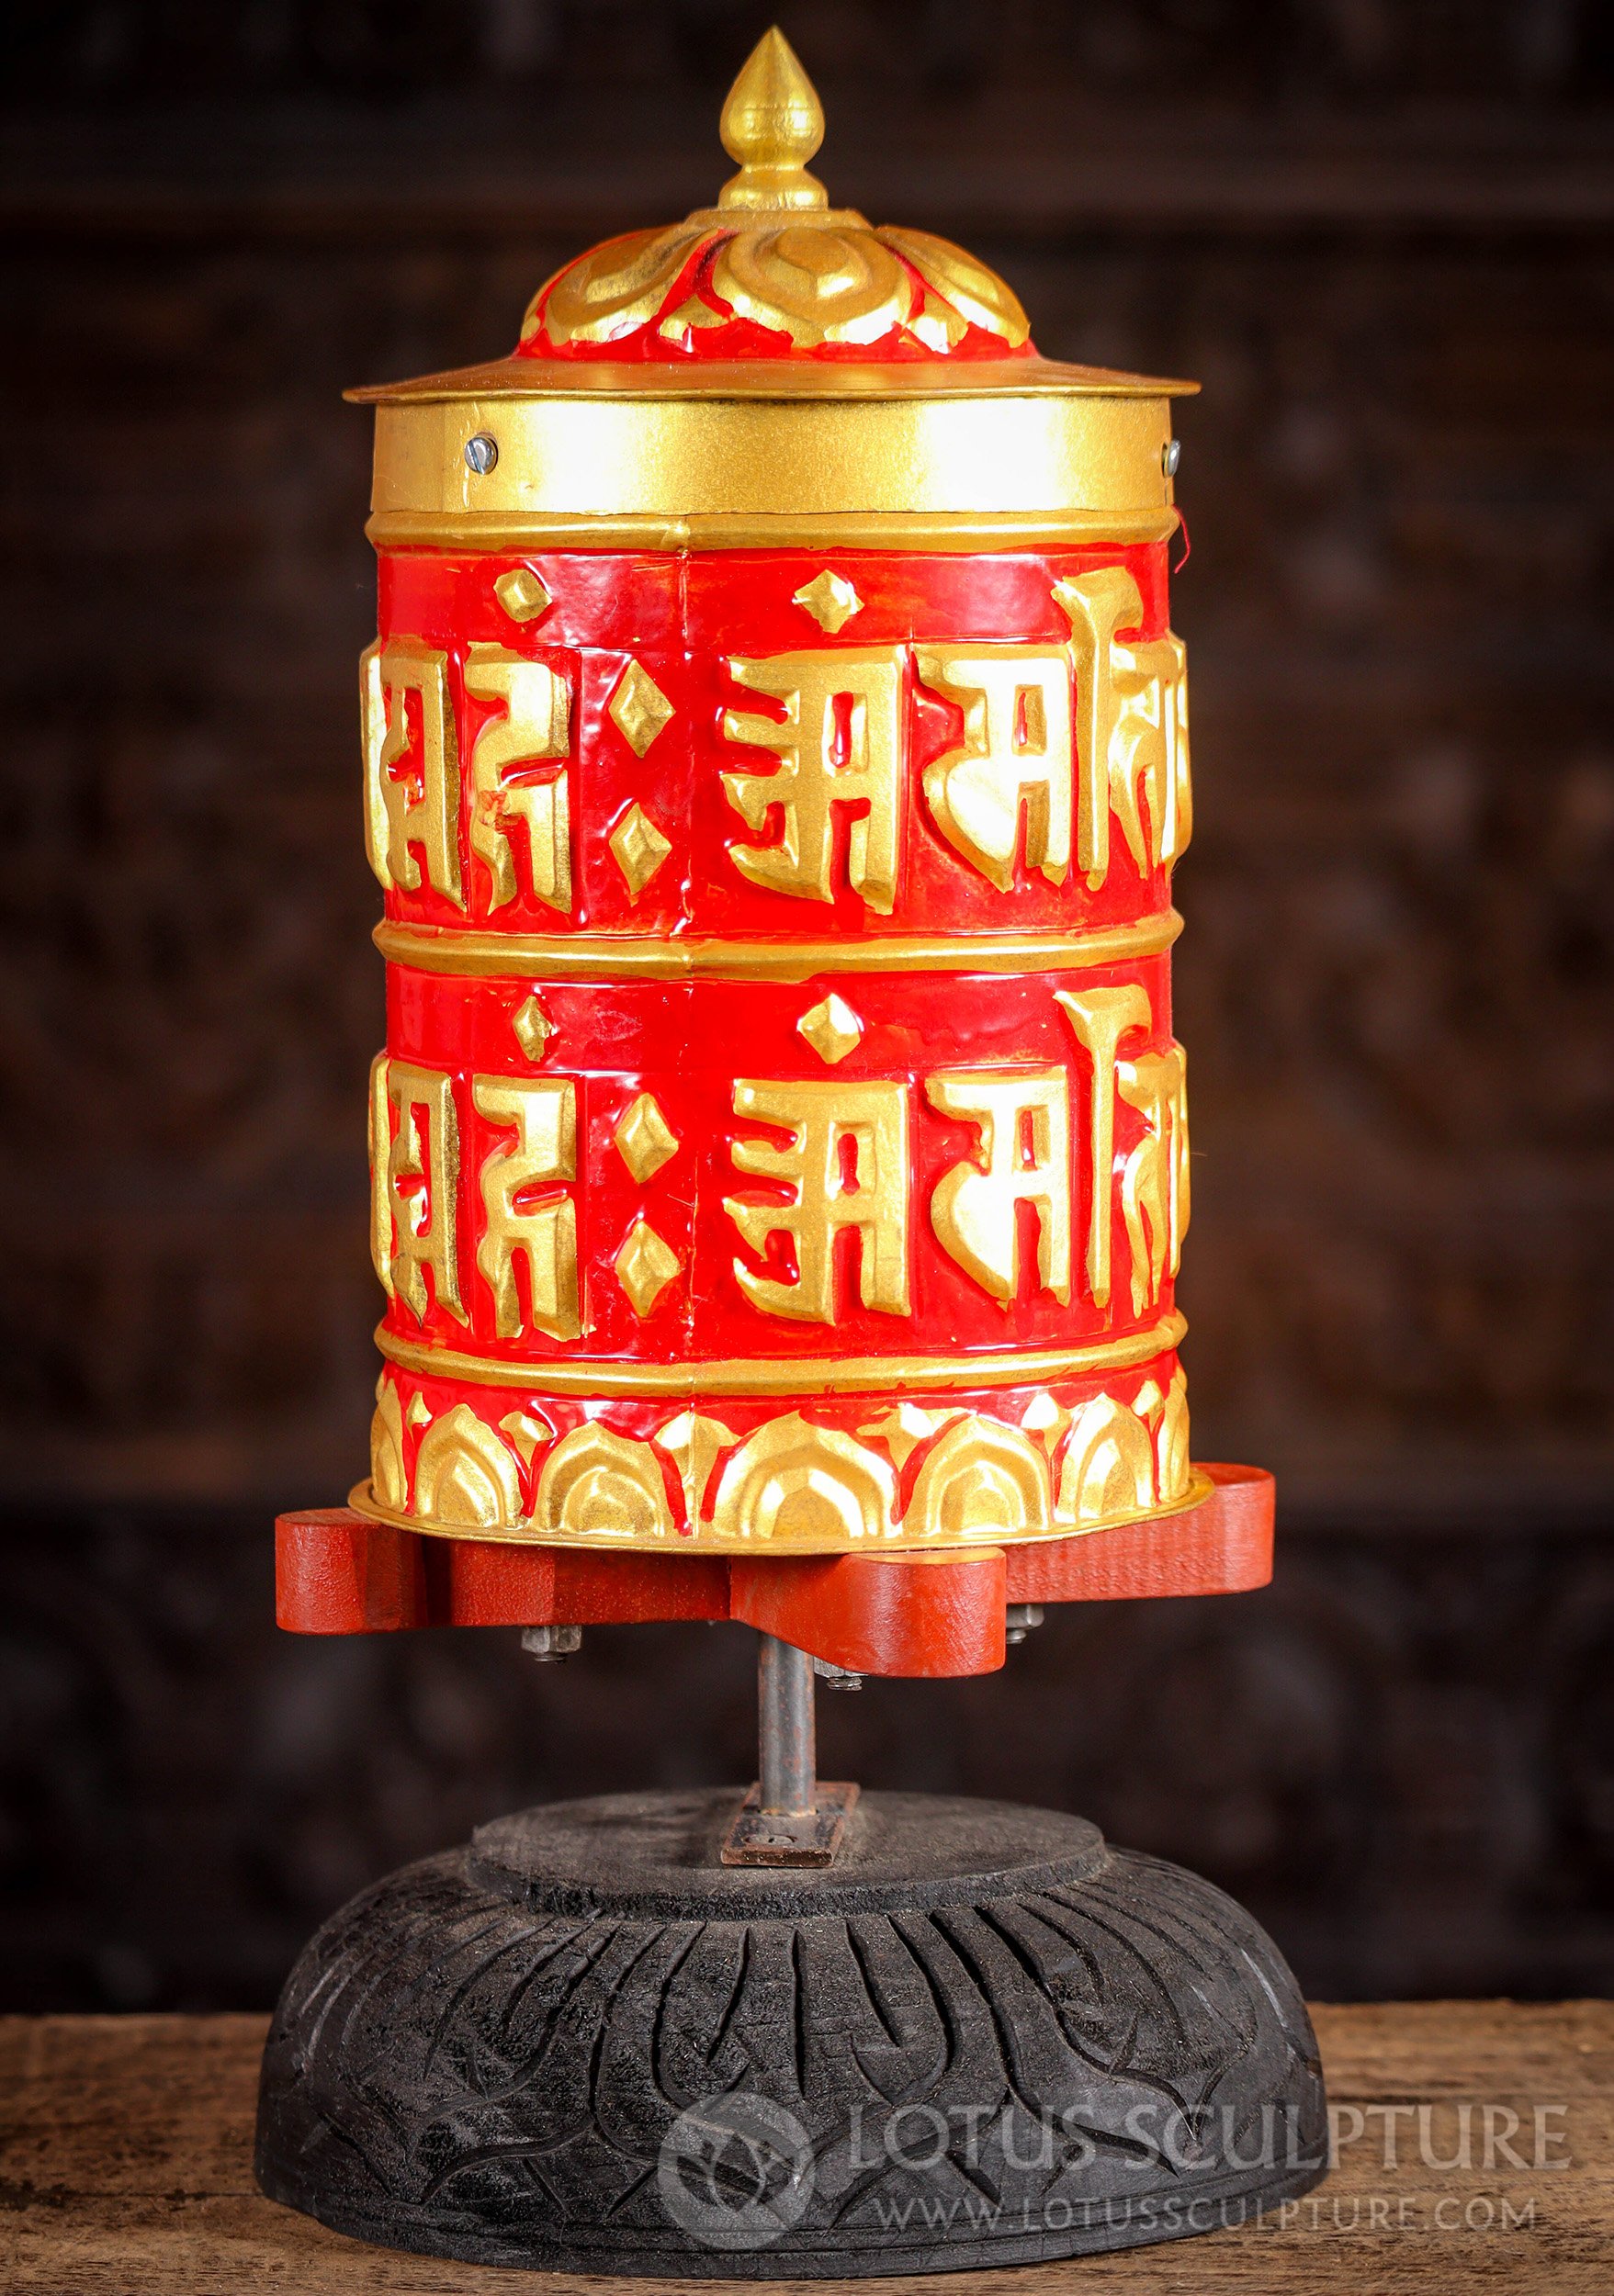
493,567 -> 552,623
793,569 -> 863,633
512,993 -> 554,1060
608,803 -> 673,898
607,658 -> 675,756
615,1220 -> 682,1317
796,992 -> 863,1064
614,1091 -> 680,1182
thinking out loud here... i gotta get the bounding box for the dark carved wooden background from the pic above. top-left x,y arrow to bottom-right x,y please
3,0 -> 1612,2009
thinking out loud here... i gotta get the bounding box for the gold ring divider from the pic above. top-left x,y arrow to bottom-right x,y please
376,1311 -> 1187,1400
367,509 -> 1180,553
376,913 -> 1181,983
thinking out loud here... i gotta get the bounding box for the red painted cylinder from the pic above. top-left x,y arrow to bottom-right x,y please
342,46 -> 1210,1570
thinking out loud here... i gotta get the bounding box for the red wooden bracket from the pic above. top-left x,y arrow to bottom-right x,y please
275,1464 -> 1273,1678
1004,1463 -> 1275,1604
729,1549 -> 1008,1676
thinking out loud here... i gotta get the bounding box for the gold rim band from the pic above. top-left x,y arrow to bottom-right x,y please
368,390 -> 1176,531
376,913 -> 1180,982
376,1311 -> 1186,1399
344,1464 -> 1214,1554
367,509 -> 1179,553
351,355 -> 1195,406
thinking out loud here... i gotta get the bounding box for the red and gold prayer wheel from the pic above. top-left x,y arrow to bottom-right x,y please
349,33 -> 1200,1559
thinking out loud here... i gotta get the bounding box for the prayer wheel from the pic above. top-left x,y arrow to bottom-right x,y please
257,36 -> 1324,2277
349,31 -> 1200,1563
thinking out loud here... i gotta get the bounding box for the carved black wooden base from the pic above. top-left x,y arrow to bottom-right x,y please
255,1790 -> 1327,2276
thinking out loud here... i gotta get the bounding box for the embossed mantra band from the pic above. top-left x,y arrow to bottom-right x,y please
344,35 -> 1202,1561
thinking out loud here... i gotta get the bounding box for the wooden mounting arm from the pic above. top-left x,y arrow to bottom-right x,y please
275,1464 -> 1273,1679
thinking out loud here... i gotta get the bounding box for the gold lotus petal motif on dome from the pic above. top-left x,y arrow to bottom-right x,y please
909,290 -> 970,355
657,294 -> 731,346
710,224 -> 912,349
525,224 -> 709,348
877,227 -> 1031,348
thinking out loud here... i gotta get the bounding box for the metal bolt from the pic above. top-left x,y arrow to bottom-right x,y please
1162,438 -> 1181,478
1005,1604 -> 1045,1647
814,1658 -> 863,1691
464,432 -> 499,475
521,1623 -> 581,1661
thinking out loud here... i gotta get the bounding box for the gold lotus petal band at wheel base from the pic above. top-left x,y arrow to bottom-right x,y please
376,914 -> 1181,982
375,1311 -> 1186,1398
346,1465 -> 1213,1554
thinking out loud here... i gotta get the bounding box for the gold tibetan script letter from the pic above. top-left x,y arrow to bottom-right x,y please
915,647 -> 1073,891
1118,1044 -> 1190,1314
463,644 -> 572,914
369,1055 -> 465,1323
1052,569 -> 1191,887
473,1076 -> 581,1340
721,648 -> 903,912
361,639 -> 463,905
1055,985 -> 1151,1309
726,1079 -> 909,1322
927,1070 -> 1071,1303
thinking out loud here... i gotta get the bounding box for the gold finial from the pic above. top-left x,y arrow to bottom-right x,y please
718,27 -> 828,212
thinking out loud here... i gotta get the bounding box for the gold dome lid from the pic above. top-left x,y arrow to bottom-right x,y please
353,26 -> 1193,405
350,29 -> 1194,550
518,27 -> 1031,363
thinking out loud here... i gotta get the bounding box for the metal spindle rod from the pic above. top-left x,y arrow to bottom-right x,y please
757,1633 -> 817,1814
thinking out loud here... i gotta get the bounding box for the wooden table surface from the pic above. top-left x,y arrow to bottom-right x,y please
2,2005 -> 1609,2292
